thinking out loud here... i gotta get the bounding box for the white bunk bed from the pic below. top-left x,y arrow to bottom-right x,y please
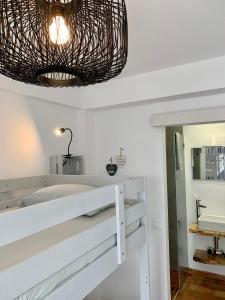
0,175 -> 150,300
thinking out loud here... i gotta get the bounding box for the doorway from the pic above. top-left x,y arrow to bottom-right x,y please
151,107 -> 225,300
166,123 -> 225,300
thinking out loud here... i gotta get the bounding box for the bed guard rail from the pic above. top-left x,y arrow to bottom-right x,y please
0,177 -> 146,265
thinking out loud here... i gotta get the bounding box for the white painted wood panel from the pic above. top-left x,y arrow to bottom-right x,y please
138,182 -> 151,300
0,175 -> 148,300
45,226 -> 146,300
115,184 -> 126,264
44,175 -> 145,198
0,185 -> 117,247
0,204 -> 145,300
0,176 -> 46,193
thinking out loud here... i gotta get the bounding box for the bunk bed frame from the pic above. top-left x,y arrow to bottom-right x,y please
0,175 -> 150,300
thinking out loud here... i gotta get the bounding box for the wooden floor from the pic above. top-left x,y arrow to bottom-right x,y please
171,269 -> 179,298
176,269 -> 225,300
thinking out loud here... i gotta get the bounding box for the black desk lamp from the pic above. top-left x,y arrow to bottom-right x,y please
56,127 -> 73,158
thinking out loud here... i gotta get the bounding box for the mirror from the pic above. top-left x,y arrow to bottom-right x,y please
192,146 -> 225,181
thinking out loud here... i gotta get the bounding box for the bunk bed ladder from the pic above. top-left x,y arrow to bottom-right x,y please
138,178 -> 151,300
115,184 -> 126,264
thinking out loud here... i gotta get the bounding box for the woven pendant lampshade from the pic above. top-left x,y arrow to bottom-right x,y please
0,0 -> 128,87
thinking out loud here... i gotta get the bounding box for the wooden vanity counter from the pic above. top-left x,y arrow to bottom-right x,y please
193,249 -> 225,266
189,223 -> 225,238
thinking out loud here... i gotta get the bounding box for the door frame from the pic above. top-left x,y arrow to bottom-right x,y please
151,106 -> 225,300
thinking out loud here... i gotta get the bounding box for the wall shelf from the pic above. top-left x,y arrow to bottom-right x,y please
189,223 -> 225,238
190,224 -> 225,266
193,249 -> 225,266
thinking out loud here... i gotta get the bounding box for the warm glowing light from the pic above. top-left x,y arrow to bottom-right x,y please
55,128 -> 63,136
49,16 -> 70,45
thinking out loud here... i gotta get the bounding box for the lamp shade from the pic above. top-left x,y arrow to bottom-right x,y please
0,0 -> 128,87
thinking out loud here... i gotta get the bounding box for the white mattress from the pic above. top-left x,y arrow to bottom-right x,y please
0,202 -> 140,300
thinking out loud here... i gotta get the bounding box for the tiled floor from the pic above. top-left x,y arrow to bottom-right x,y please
176,271 -> 225,300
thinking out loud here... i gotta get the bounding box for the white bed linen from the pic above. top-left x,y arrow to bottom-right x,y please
17,184 -> 94,207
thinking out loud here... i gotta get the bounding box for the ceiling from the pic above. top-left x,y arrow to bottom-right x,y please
121,0 -> 225,77
1,0 -> 225,106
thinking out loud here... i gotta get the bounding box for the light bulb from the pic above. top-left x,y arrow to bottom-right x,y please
49,15 -> 70,45
55,129 -> 62,136
55,128 -> 65,136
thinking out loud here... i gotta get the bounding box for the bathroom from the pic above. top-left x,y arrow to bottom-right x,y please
167,123 -> 225,300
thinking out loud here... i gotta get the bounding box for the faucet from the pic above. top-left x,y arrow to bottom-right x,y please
196,199 -> 207,223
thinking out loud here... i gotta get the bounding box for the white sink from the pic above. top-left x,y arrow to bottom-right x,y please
198,214 -> 225,232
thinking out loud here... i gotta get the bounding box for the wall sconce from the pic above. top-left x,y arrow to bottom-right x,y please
55,127 -> 73,158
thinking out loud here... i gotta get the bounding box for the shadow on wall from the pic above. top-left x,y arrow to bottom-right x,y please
0,91 -> 46,179
25,95 -> 84,165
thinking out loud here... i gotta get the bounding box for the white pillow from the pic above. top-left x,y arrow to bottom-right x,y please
17,184 -> 94,207
17,184 -> 114,216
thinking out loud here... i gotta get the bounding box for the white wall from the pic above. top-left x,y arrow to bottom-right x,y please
3,85 -> 225,300
86,93 -> 225,300
183,123 -> 225,275
88,102 -> 167,300
0,90 -> 85,180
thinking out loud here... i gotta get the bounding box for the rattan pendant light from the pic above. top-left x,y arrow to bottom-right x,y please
0,0 -> 128,87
